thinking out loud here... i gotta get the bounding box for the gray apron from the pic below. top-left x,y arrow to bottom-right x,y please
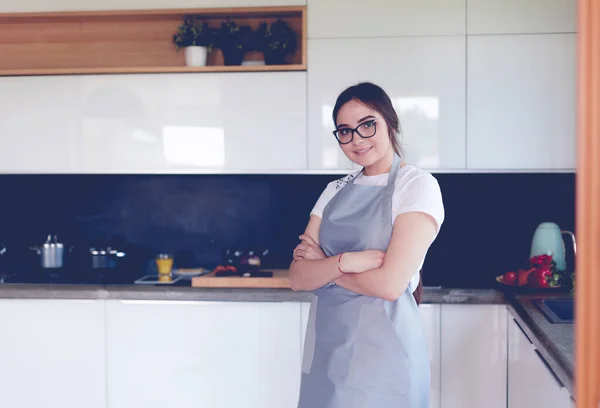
297,154 -> 430,408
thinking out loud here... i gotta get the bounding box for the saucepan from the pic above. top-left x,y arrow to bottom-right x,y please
30,234 -> 74,269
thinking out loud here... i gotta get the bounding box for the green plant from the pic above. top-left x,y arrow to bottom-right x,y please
217,20 -> 253,52
172,16 -> 217,51
217,20 -> 253,65
255,19 -> 297,64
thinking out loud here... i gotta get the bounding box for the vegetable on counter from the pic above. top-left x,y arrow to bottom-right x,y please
498,254 -> 568,289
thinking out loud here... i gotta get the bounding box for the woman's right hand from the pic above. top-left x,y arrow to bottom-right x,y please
339,250 -> 385,274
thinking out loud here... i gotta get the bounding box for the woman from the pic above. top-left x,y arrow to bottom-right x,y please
289,82 -> 445,408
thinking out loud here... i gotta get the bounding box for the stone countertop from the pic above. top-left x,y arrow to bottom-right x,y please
0,283 -> 505,304
506,291 -> 575,397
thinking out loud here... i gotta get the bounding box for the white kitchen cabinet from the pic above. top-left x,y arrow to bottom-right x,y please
466,34 -> 576,170
0,72 -> 307,173
0,299 -> 106,408
307,37 -> 466,172
467,0 -> 576,34
77,72 -> 307,173
0,0 -> 305,13
420,304 -> 442,408
440,304 -> 507,408
307,0 -> 464,38
508,317 -> 572,408
106,299 -> 302,408
0,76 -> 81,173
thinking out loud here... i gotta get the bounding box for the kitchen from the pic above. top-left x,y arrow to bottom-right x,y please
0,0 -> 594,407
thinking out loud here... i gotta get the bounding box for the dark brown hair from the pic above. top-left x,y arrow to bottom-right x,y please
332,82 -> 423,305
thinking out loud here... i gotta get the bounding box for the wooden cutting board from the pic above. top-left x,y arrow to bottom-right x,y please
191,269 -> 290,289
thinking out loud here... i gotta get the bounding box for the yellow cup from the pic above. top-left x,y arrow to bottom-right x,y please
156,254 -> 173,276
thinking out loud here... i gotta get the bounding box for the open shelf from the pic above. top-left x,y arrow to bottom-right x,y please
0,6 -> 307,76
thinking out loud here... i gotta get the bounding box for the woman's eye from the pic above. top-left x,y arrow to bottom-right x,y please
339,129 -> 350,135
363,121 -> 374,128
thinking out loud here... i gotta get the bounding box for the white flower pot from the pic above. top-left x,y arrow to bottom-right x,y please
184,46 -> 208,67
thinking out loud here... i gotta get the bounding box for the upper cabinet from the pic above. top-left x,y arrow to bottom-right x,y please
467,0 -> 577,34
466,34 -> 576,170
0,0 -> 305,12
0,76 -> 81,173
307,37 -> 466,172
307,0 -> 465,38
0,72 -> 307,173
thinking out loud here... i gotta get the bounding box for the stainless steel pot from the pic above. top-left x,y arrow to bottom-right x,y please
30,234 -> 72,268
90,246 -> 126,269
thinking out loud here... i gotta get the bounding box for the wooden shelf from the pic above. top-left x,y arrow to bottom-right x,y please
0,64 -> 306,77
0,6 -> 307,76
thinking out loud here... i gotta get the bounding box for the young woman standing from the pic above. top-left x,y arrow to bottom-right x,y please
290,82 -> 445,408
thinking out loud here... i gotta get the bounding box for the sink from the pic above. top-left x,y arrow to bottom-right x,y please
532,298 -> 574,324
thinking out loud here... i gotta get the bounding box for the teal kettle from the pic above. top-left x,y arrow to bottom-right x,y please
530,222 -> 577,271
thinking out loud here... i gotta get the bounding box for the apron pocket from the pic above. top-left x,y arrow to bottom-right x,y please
348,303 -> 410,394
301,295 -> 318,374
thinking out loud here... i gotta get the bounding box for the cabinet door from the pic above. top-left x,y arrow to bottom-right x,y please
420,304 -> 441,408
0,76 -> 80,173
78,72 -> 307,173
466,34 -> 576,170
440,305 -> 507,408
1,0 -> 305,12
467,0 -> 576,34
106,300 -> 302,408
308,37 -> 466,172
307,0 -> 464,38
0,299 -> 106,408
508,317 -> 572,408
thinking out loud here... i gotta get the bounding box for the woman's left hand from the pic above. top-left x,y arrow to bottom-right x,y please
293,234 -> 326,261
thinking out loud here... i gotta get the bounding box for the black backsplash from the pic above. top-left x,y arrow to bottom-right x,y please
0,172 -> 575,288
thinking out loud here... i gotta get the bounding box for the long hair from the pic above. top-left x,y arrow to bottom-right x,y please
332,82 -> 424,305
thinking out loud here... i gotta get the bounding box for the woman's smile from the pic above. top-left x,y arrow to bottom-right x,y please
353,146 -> 373,156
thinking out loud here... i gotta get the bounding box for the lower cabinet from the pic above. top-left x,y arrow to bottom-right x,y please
0,299 -> 107,408
508,316 -> 572,408
420,304 -> 442,408
440,304 -> 508,408
105,299 -> 302,408
0,298 -> 576,408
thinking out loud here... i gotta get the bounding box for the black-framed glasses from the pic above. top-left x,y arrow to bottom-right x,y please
333,119 -> 378,145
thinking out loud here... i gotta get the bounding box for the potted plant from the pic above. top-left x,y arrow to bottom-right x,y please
217,21 -> 253,66
256,19 -> 297,65
172,16 -> 216,67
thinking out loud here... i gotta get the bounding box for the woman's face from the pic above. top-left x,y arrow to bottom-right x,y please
335,99 -> 391,168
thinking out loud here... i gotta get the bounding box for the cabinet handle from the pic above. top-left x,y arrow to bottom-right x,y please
119,300 -> 220,305
534,348 -> 565,388
513,318 -> 533,344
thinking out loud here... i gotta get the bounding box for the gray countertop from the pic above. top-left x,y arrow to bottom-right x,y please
0,283 -> 572,396
0,283 -> 505,304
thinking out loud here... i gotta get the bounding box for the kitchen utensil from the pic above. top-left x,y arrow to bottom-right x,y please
191,268 -> 289,288
30,234 -> 73,268
90,246 -> 126,269
134,274 -> 184,285
530,222 -> 577,271
173,267 -> 212,278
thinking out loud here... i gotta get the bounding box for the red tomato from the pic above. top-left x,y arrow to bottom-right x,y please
503,271 -> 517,285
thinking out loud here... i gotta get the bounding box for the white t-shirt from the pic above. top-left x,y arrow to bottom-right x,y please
310,165 -> 445,292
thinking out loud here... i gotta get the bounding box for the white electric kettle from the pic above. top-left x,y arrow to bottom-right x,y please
530,222 -> 577,271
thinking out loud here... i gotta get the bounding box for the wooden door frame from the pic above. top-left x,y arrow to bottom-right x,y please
576,1 -> 600,407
